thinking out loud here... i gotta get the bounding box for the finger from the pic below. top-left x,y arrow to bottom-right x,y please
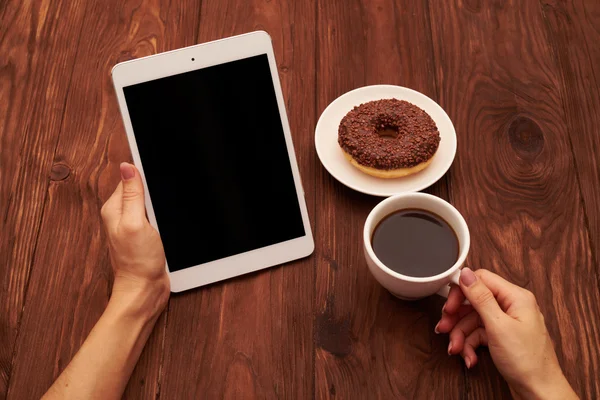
436,305 -> 472,334
100,182 -> 123,229
448,311 -> 482,355
443,285 -> 467,315
462,328 -> 488,369
459,268 -> 506,328
475,269 -> 526,312
119,163 -> 146,228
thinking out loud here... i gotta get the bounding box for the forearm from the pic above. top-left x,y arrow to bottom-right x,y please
43,288 -> 166,400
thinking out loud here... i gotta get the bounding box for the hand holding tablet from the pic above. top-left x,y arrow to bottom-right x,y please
112,31 -> 314,292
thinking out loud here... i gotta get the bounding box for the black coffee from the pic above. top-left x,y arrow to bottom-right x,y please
372,209 -> 459,278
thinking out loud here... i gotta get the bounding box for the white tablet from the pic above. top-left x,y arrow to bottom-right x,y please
112,31 -> 314,292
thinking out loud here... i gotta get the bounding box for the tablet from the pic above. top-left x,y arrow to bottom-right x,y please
111,31 -> 314,292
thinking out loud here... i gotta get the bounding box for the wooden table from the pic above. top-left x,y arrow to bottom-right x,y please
2,0 -> 600,398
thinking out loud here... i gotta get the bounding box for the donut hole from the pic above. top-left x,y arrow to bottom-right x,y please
377,126 -> 400,139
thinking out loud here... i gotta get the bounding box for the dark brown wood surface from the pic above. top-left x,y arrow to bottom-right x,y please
1,0 -> 599,399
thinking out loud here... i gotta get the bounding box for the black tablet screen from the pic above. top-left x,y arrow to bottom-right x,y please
123,54 -> 305,272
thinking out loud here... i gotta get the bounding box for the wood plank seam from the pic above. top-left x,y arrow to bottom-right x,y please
4,189 -> 49,394
194,0 -> 204,44
155,301 -> 171,399
425,0 -> 463,396
313,1 -> 319,398
425,0 -> 454,207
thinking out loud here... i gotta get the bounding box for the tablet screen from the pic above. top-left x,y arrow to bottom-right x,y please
123,54 -> 305,272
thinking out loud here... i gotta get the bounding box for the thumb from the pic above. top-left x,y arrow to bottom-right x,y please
459,268 -> 506,327
119,162 -> 146,226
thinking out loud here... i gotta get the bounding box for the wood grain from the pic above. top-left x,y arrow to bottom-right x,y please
4,0 -> 202,398
428,0 -> 600,398
1,0 -> 600,398
0,0 -> 88,397
542,0 -> 600,272
158,0 -> 317,398
314,0 -> 460,399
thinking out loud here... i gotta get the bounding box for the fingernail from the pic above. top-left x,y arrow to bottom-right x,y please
465,357 -> 471,369
120,163 -> 135,180
434,322 -> 441,334
447,342 -> 453,355
460,268 -> 477,287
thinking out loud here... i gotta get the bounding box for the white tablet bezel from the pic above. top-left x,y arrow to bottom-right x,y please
112,31 -> 314,292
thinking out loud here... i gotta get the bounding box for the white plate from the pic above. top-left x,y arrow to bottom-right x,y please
315,85 -> 457,197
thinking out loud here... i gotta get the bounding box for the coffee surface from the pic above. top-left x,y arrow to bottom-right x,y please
372,209 -> 459,277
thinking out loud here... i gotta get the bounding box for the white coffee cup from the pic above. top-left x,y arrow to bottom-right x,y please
363,193 -> 470,300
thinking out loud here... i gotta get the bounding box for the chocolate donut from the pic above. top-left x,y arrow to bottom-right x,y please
338,99 -> 440,178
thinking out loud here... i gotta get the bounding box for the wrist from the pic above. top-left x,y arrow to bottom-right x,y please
513,371 -> 578,400
109,276 -> 170,323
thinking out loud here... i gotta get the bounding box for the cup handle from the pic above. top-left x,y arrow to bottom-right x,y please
436,270 -> 470,305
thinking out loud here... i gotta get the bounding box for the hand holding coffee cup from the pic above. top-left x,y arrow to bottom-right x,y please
363,193 -> 579,398
363,193 -> 470,300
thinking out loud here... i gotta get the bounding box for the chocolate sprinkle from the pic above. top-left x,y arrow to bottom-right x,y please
338,99 -> 441,169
